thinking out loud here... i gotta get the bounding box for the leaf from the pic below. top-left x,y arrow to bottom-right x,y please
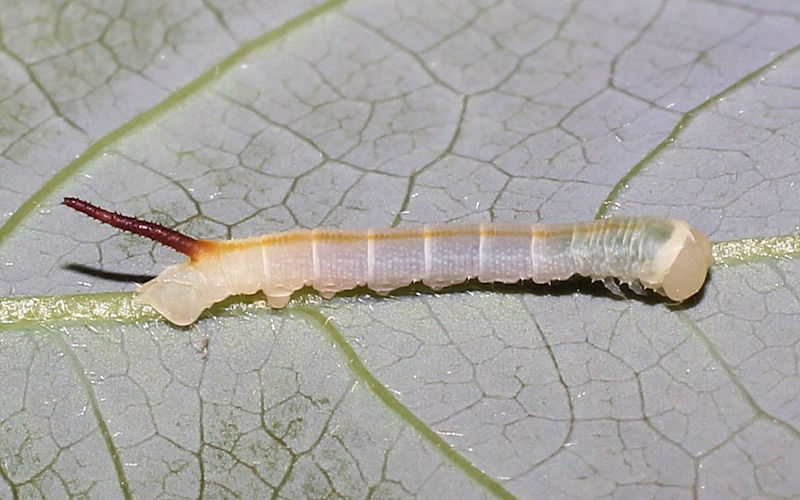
2,0 -> 800,497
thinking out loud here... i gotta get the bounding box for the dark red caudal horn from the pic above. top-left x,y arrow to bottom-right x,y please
62,197 -> 205,258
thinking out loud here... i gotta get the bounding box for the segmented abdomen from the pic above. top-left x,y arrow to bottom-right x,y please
204,218 -> 674,308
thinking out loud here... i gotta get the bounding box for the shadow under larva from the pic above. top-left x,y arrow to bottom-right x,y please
63,197 -> 713,326
64,263 -> 156,285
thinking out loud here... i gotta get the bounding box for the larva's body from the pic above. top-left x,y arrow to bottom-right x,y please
63,199 -> 713,326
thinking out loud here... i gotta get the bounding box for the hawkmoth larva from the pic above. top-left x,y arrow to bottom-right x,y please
63,198 -> 713,325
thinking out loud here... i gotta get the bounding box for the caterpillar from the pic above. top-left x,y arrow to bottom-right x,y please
63,198 -> 713,326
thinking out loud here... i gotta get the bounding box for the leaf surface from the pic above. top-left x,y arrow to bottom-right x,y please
2,0 -> 800,497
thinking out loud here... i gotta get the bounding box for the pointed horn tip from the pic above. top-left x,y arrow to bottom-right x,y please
62,197 -> 83,208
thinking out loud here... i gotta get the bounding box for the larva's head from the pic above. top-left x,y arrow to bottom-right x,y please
135,261 -> 212,326
659,224 -> 713,302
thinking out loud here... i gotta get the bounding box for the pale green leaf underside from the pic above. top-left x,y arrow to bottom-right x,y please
2,1 -> 800,498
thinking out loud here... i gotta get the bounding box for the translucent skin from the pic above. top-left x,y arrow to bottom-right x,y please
132,218 -> 714,325
65,198 -> 714,325
660,227 -> 714,301
136,262 -> 214,326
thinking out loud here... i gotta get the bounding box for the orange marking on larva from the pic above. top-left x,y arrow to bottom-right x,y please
225,226 -> 575,250
227,223 -> 630,250
192,239 -> 226,259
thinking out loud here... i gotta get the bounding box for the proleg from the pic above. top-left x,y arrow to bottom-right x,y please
63,198 -> 713,325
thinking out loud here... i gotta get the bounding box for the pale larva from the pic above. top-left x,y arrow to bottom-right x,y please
63,198 -> 713,326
